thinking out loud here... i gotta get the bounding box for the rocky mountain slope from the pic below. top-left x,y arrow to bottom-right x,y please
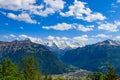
0,39 -> 68,74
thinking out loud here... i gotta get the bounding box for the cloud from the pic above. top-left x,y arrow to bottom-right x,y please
40,0 -> 65,16
47,35 -> 55,40
47,35 -> 74,49
0,0 -> 65,23
114,21 -> 120,26
115,36 -> 120,40
117,0 -> 120,3
7,13 -> 37,24
60,0 -> 106,22
93,34 -> 110,38
84,13 -> 106,22
72,35 -> 101,47
42,23 -> 94,32
98,21 -> 120,32
0,0 -> 36,10
44,0 -> 65,10
9,34 -> 16,38
98,23 -> 118,32
76,25 -> 94,32
3,34 -> 16,39
0,0 -> 65,17
31,0 -> 65,17
73,35 -> 88,41
42,23 -> 73,30
19,34 -> 44,44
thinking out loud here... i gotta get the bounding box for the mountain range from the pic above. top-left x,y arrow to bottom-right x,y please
1,39 -> 120,75
0,39 -> 68,74
62,39 -> 120,74
26,37 -> 83,55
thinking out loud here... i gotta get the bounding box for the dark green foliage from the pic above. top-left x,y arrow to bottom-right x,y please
54,77 -> 67,80
44,74 -> 53,80
0,56 -> 69,80
0,57 -> 42,80
104,63 -> 118,80
87,63 -> 118,80
87,72 -> 104,80
19,56 -> 42,80
0,58 -> 23,80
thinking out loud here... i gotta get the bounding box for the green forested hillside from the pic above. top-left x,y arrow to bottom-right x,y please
62,40 -> 120,74
0,39 -> 67,74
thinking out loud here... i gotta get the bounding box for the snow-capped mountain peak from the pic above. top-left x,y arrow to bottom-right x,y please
95,39 -> 120,46
29,38 -> 82,50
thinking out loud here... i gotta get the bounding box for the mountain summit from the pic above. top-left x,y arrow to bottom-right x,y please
94,39 -> 120,46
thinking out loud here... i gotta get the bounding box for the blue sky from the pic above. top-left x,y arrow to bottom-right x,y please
0,0 -> 120,47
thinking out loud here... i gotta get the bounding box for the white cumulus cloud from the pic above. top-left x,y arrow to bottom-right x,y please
7,13 -> 37,24
0,0 -> 65,17
42,23 -> 94,32
73,35 -> 88,41
116,36 -> 120,40
0,0 -> 65,23
93,34 -> 111,38
42,23 -> 73,31
9,34 -> 16,38
98,21 -> 120,32
60,0 -> 106,22
0,0 -> 36,10
76,25 -> 94,32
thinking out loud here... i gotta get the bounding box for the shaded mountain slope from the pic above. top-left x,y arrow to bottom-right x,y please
62,39 -> 120,73
0,39 -> 67,74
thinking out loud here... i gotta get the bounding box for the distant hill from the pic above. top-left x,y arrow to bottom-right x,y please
62,39 -> 120,73
0,39 -> 67,74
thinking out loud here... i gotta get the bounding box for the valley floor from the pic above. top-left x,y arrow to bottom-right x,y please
53,69 -> 92,80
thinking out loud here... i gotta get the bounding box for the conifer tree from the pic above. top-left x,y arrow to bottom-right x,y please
104,63 -> 118,80
19,56 -> 42,80
0,58 -> 22,80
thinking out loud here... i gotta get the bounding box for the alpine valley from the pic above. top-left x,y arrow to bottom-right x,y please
62,39 -> 120,74
1,39 -> 120,75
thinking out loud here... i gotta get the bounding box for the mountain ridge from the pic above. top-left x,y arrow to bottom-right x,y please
93,39 -> 120,46
62,39 -> 120,74
0,39 -> 68,74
